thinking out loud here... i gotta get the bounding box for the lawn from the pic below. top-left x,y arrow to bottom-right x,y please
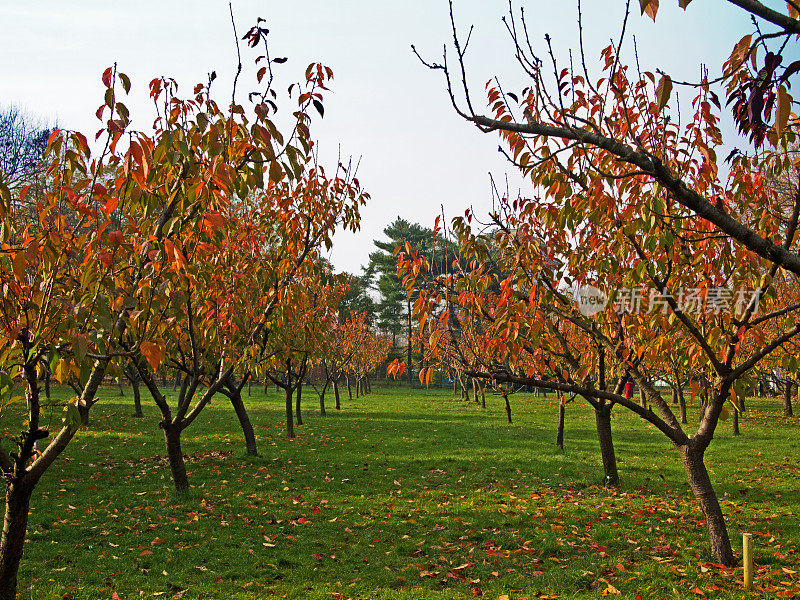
1,383 -> 799,599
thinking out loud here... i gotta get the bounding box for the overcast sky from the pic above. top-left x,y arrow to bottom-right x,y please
2,1 -> 793,274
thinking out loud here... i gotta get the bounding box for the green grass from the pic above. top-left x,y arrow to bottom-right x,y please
1,384 -> 799,599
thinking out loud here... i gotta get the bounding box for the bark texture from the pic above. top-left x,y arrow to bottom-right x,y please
680,444 -> 735,566
594,404 -> 619,486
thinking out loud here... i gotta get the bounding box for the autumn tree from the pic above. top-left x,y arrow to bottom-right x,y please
0,17 -> 366,596
406,0 -> 800,566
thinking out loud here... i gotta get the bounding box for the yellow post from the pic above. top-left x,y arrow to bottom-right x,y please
743,532 -> 754,591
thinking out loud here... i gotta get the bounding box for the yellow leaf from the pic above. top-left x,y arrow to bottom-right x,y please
603,583 -> 621,595
54,358 -> 70,384
656,74 -> 672,113
775,85 -> 791,137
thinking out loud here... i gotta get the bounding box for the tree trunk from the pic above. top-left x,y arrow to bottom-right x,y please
732,402 -> 740,436
248,378 -> 252,397
738,390 -> 746,413
671,386 -> 678,405
44,370 -> 51,402
334,379 -> 341,410
407,298 -> 413,386
131,376 -> 143,417
117,377 -> 124,396
678,383 -> 688,425
0,482 -> 32,600
556,399 -> 565,449
480,385 -> 486,408
173,369 -> 180,391
784,379 -> 794,417
296,383 -> 303,426
503,393 -> 512,424
347,375 -> 352,400
229,388 -> 258,456
594,404 -> 619,486
319,389 -> 327,416
163,425 -> 190,494
699,388 -> 708,422
285,388 -> 295,439
680,444 -> 735,566
639,387 -> 647,408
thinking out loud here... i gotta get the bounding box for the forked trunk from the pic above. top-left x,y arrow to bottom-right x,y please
229,389 -> 258,456
163,425 -> 190,494
679,444 -> 735,566
594,404 -> 619,486
0,482 -> 32,600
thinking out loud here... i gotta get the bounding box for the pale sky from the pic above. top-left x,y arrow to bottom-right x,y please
1,1 -> 790,274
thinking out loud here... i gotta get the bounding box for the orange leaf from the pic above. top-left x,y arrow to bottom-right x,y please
12,251 -> 25,282
140,341 -> 164,370
105,196 -> 119,215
